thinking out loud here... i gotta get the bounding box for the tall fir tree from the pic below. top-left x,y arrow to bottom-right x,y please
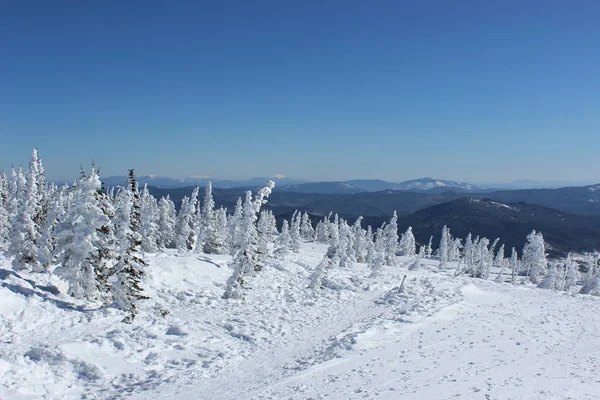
438,225 -> 450,269
139,185 -> 160,253
112,170 -> 149,322
384,211 -> 399,266
54,171 -> 115,301
399,226 -> 416,257
522,231 -> 547,285
157,196 -> 177,249
223,181 -> 275,299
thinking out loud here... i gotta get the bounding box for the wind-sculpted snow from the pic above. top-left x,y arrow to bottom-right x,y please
1,244 -> 600,399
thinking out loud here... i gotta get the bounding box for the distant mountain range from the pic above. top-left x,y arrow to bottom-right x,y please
145,182 -> 600,255
98,175 -> 484,193
276,178 -> 482,194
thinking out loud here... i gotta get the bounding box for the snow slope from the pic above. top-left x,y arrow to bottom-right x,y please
1,244 -> 599,400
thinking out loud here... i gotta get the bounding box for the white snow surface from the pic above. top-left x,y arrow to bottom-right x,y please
1,244 -> 600,400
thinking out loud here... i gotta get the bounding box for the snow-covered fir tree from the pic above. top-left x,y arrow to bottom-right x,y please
37,185 -> 67,269
9,152 -> 47,272
300,212 -> 314,241
199,182 -> 216,253
365,225 -> 375,265
399,226 -> 416,257
563,253 -> 577,291
112,170 -> 148,322
139,185 -> 160,253
494,244 -> 506,268
54,171 -> 115,301
352,217 -> 367,263
580,254 -> 600,295
383,211 -> 399,266
205,207 -> 229,255
538,262 -> 562,291
449,237 -> 462,261
369,227 -> 386,277
408,245 -> 425,271
522,231 -> 547,285
510,247 -> 519,284
0,173 -> 10,251
494,245 -> 507,283
438,225 -> 450,269
308,256 -> 331,290
472,238 -> 492,279
328,213 -> 340,246
274,219 -> 291,259
425,235 -> 433,258
290,210 -> 301,253
227,197 -> 243,254
256,209 -> 271,257
157,196 -> 177,249
174,187 -> 199,251
315,217 -> 329,243
223,181 -> 275,299
338,219 -> 355,268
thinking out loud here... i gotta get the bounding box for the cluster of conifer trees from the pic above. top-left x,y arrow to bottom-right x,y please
1,149 -> 599,322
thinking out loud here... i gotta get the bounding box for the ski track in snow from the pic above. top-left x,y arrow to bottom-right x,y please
1,244 -> 600,400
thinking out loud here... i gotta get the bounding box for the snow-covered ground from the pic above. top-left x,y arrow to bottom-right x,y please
1,244 -> 599,400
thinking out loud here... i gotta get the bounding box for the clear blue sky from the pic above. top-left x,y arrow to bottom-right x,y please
1,0 -> 599,183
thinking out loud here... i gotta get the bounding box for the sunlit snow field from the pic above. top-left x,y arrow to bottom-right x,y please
1,243 -> 599,400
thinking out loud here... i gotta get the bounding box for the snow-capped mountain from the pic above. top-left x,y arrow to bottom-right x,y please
277,178 -> 482,194
395,177 -> 480,192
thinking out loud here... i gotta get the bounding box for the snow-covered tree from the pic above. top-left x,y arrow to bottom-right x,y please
157,196 -> 177,249
365,225 -> 375,265
408,245 -> 424,271
274,220 -> 291,259
112,170 -> 148,322
510,247 -> 519,285
199,182 -> 216,253
223,181 -> 275,299
352,217 -> 367,263
290,211 -> 301,253
9,154 -> 45,271
228,197 -> 243,254
494,244 -> 506,268
37,185 -> 67,269
369,227 -> 386,277
315,217 -> 329,243
494,245 -> 507,283
538,262 -> 562,291
175,187 -> 199,251
256,209 -> 271,257
384,211 -> 399,266
0,173 -> 10,251
425,235 -> 433,258
300,212 -> 314,241
563,253 -> 577,291
54,171 -> 115,301
438,225 -> 450,269
338,219 -> 355,268
399,226 -> 416,257
139,185 -> 160,253
522,231 -> 547,285
309,256 -> 331,290
328,214 -> 340,246
471,238 -> 492,279
580,254 -> 600,295
205,207 -> 229,255
449,237 -> 462,261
